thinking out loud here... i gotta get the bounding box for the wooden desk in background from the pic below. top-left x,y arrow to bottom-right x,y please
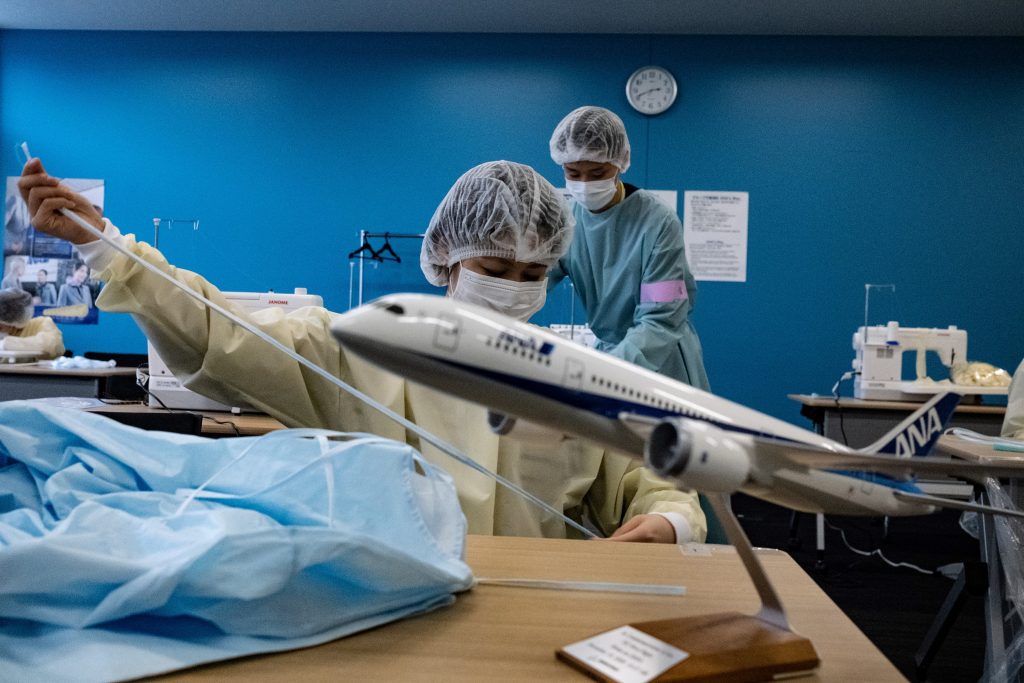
86,403 -> 287,437
789,394 -> 1006,448
0,364 -> 139,401
937,434 -> 1024,463
155,535 -> 904,682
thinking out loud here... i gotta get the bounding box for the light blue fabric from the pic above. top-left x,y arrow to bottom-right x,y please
549,189 -> 710,390
0,401 -> 472,683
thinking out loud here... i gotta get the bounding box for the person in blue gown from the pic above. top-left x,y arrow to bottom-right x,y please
548,106 -> 709,389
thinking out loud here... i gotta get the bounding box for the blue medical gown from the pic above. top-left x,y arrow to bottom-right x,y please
550,190 -> 710,389
0,401 -> 472,683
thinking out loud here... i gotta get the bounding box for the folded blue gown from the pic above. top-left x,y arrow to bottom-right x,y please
0,401 -> 473,683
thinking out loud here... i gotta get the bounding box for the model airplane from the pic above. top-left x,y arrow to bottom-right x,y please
40,148 -> 1001,680
331,293 -> 1024,521
331,294 -> 1024,679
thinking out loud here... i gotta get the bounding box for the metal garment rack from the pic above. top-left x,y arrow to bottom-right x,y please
349,231 -> 424,309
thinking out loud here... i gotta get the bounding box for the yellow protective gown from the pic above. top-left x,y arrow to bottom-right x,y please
1003,359 -> 1024,441
87,224 -> 706,541
1,317 -> 64,358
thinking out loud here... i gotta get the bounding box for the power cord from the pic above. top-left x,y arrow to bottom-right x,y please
135,365 -> 241,437
830,370 -> 858,446
825,518 -> 937,575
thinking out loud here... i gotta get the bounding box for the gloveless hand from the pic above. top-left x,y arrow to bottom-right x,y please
18,158 -> 104,245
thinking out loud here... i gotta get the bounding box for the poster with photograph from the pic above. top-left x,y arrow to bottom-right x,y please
4,177 -> 105,324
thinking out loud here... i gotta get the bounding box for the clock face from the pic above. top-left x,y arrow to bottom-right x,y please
626,67 -> 677,115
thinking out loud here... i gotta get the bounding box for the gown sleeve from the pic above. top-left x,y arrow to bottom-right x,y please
1,317 -> 65,358
584,449 -> 707,543
90,225 -> 406,436
607,211 -> 695,374
1003,359 -> 1024,440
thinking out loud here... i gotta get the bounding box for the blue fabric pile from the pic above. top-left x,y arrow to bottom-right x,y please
0,401 -> 472,682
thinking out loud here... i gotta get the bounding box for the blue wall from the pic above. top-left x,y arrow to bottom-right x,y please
2,31 -> 1022,425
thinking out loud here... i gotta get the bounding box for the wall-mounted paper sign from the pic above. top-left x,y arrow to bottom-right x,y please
683,191 -> 748,283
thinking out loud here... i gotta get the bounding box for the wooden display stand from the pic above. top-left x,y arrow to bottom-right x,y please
557,494 -> 820,682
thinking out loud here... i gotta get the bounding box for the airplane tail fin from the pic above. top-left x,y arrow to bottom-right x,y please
860,392 -> 962,457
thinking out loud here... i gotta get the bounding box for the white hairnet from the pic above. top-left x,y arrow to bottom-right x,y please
421,161 -> 574,286
549,106 -> 631,173
0,288 -> 32,328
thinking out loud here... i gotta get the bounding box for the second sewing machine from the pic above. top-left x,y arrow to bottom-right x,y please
852,322 -> 1010,401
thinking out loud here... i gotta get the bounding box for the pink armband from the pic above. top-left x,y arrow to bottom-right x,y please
639,280 -> 688,304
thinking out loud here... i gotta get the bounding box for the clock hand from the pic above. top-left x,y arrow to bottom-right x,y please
637,87 -> 663,97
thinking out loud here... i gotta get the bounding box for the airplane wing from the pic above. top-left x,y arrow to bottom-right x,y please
891,489 -> 1024,519
751,437 -> 1024,482
617,412 -> 660,440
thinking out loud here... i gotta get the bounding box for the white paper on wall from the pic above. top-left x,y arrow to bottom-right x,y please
682,191 -> 748,283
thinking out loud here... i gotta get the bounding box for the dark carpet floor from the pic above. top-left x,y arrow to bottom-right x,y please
732,493 -> 986,682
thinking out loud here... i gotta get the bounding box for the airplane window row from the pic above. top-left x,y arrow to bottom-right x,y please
590,374 -> 686,414
484,338 -> 552,366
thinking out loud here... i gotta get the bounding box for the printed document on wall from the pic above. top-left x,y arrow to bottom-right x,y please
683,191 -> 748,282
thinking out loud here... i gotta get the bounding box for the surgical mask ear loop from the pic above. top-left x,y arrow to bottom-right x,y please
318,434 -> 335,528
173,435 -> 266,517
172,428 -> 359,517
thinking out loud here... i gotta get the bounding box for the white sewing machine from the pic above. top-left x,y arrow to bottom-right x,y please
147,289 -> 323,411
852,322 -> 1007,401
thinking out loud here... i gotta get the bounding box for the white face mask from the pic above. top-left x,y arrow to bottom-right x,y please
566,177 -> 619,212
451,269 -> 547,322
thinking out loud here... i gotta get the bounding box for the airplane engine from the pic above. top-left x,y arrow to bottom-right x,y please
645,418 -> 752,492
487,411 -> 566,447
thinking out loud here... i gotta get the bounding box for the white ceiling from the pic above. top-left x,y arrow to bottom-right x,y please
1,0 -> 1023,36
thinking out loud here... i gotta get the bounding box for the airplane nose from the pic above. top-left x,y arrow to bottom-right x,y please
329,306 -> 376,346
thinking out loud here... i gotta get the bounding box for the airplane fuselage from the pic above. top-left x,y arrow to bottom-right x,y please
331,295 -> 937,518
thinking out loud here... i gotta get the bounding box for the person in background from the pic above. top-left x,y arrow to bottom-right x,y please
20,157 -> 706,545
548,106 -> 709,390
0,288 -> 64,358
1003,358 -> 1024,440
56,261 -> 93,308
1,256 -> 26,290
35,269 -> 57,306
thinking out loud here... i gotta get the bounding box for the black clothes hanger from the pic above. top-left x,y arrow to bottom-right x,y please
348,240 -> 382,262
372,232 -> 401,263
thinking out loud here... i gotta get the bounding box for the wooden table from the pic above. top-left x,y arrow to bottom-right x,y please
85,403 -> 287,436
0,363 -> 139,401
936,434 -> 1024,463
789,394 -> 1006,449
154,536 -> 905,682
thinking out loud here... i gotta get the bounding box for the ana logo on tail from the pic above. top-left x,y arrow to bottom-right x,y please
871,392 -> 961,458
891,408 -> 943,457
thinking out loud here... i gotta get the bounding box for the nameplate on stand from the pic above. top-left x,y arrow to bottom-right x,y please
559,625 -> 689,683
